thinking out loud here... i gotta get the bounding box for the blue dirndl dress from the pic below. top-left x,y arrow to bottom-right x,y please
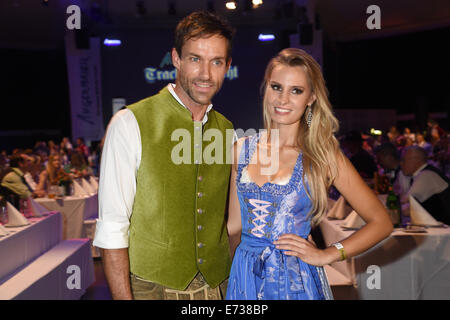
226,134 -> 333,300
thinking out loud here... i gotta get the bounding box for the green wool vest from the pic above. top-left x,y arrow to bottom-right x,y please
128,87 -> 233,290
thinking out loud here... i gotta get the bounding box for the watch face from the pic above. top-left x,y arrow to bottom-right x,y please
333,243 -> 343,250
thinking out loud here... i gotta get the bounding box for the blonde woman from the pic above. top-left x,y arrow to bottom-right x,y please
226,48 -> 393,300
36,153 -> 71,195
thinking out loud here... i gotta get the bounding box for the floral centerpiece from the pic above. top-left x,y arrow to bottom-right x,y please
58,173 -> 73,196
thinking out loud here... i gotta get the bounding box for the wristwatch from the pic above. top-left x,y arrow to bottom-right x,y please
332,242 -> 346,261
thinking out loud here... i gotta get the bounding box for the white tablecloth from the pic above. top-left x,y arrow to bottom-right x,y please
0,212 -> 62,284
35,194 -> 98,239
320,217 -> 450,299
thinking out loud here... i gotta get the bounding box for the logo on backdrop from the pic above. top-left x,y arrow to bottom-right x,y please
144,52 -> 239,83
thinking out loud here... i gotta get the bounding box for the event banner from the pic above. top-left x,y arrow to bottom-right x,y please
65,33 -> 104,143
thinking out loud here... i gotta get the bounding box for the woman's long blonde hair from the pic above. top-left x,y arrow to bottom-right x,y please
261,48 -> 343,227
47,154 -> 65,185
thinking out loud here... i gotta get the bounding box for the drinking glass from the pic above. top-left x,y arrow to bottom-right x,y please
48,185 -> 58,199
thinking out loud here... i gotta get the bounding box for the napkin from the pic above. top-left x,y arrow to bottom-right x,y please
4,201 -> 30,227
409,195 -> 441,226
89,176 -> 99,192
0,224 -> 9,236
342,210 -> 366,229
27,197 -> 49,217
327,196 -> 353,220
81,178 -> 96,194
73,179 -> 88,196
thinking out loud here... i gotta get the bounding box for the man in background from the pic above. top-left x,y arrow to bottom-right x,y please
0,154 -> 44,206
400,146 -> 450,224
374,142 -> 410,195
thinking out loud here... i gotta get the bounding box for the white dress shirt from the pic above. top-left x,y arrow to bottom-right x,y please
23,172 -> 37,191
93,84 -> 216,249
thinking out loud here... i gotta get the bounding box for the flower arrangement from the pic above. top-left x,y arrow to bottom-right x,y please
57,172 -> 73,196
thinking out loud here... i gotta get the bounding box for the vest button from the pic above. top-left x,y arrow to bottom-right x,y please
195,143 -> 200,148
197,225 -> 203,230
197,242 -> 204,248
198,258 -> 204,264
197,208 -> 203,214
197,192 -> 203,198
198,176 -> 203,181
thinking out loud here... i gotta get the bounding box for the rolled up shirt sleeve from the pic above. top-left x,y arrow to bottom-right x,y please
93,109 -> 141,249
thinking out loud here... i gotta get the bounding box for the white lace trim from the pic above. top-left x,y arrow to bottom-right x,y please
240,166 -> 291,186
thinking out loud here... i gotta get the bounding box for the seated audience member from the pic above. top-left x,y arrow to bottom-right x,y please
0,155 -> 41,205
387,125 -> 400,144
36,154 -> 72,194
400,146 -> 450,224
69,151 -> 93,178
415,133 -> 433,157
75,137 -> 90,160
33,141 -> 49,156
374,143 -> 410,194
21,154 -> 37,191
59,147 -> 70,167
25,154 -> 46,198
341,131 -> 378,179
88,140 -> 101,177
28,154 -> 43,182
404,137 -> 414,148
48,140 -> 59,155
403,127 -> 415,143
427,119 -> 445,144
362,134 -> 375,156
61,137 -> 73,152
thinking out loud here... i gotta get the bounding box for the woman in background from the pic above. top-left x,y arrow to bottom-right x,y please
36,153 -> 71,195
69,151 -> 93,179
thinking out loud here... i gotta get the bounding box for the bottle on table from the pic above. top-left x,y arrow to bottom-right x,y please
0,196 -> 8,225
386,185 -> 402,228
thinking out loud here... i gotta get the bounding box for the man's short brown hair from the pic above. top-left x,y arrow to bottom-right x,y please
9,155 -> 24,168
174,11 -> 235,61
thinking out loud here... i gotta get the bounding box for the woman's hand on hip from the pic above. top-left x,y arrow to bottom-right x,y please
273,233 -> 334,266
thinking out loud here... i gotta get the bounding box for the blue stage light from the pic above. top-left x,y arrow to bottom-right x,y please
103,39 -> 122,46
258,34 -> 275,41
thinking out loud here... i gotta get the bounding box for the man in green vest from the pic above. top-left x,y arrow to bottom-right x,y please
93,11 -> 235,300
